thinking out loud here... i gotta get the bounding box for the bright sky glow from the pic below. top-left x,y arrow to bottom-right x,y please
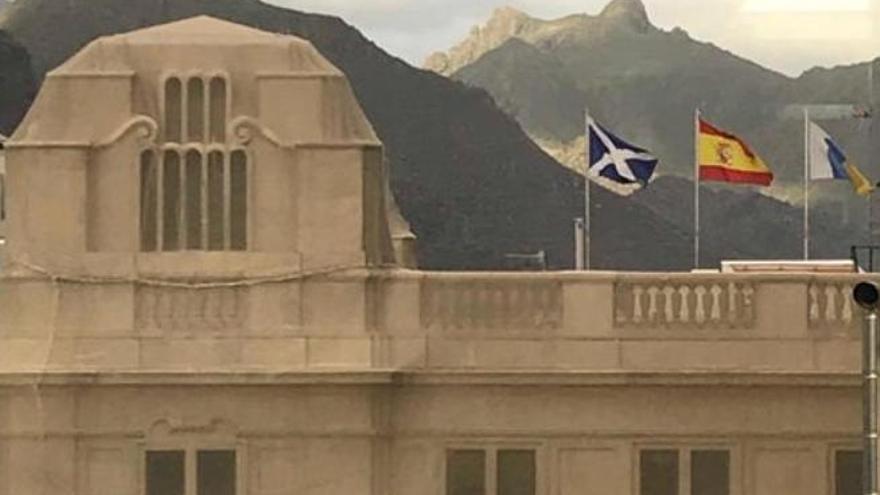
742,0 -> 872,12
270,0 -> 880,77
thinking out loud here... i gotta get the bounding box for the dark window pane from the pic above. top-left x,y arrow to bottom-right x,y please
208,151 -> 225,250
162,151 -> 181,251
640,450 -> 678,495
198,450 -> 236,495
230,150 -> 247,251
187,78 -> 205,142
140,150 -> 157,251
209,77 -> 227,142
146,450 -> 184,495
835,450 -> 862,495
447,450 -> 485,495
185,150 -> 203,249
164,78 -> 182,143
498,449 -> 535,495
691,450 -> 729,495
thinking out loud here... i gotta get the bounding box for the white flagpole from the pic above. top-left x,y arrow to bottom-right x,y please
584,108 -> 592,271
804,107 -> 810,260
694,108 -> 701,269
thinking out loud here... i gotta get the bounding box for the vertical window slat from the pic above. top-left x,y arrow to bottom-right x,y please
187,78 -> 205,143
140,150 -> 158,252
209,77 -> 227,142
230,150 -> 248,251
162,150 -> 181,251
164,78 -> 182,143
185,150 -> 203,250
208,151 -> 226,251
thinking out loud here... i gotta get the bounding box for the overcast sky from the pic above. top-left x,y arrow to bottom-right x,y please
267,0 -> 880,77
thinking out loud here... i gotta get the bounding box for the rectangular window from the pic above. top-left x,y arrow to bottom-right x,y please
146,450 -> 185,495
497,450 -> 535,495
146,449 -> 236,495
639,448 -> 731,495
447,450 -> 486,495
835,450 -> 862,495
197,450 -> 236,495
640,450 -> 679,495
446,448 -> 536,495
691,450 -> 729,495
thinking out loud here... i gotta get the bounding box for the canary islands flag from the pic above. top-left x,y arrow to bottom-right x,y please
698,118 -> 773,186
809,121 -> 874,196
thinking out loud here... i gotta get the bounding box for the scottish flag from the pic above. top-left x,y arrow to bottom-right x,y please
588,119 -> 659,188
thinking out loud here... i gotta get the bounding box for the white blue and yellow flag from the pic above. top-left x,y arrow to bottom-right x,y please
809,121 -> 874,196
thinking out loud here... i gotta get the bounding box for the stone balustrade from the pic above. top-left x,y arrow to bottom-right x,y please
808,280 -> 857,331
0,271 -> 873,372
614,279 -> 756,329
420,277 -> 563,333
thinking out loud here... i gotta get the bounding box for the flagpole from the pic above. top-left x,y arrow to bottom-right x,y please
694,108 -> 701,269
804,106 -> 810,260
584,108 -> 592,271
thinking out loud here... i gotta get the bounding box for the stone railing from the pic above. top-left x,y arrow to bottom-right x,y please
419,277 -> 563,333
808,281 -> 856,331
134,285 -> 247,334
613,279 -> 756,329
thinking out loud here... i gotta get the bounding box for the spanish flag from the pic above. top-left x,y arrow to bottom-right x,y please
699,118 -> 774,186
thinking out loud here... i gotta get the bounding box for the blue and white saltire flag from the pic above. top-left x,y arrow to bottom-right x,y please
588,118 -> 659,189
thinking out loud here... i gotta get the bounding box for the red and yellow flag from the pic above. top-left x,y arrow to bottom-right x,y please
698,119 -> 773,186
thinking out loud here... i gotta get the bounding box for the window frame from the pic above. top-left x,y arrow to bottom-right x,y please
443,440 -> 544,495
633,442 -> 740,495
139,437 -> 246,495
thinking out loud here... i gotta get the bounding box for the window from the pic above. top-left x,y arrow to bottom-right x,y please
145,449 -> 235,495
834,450 -> 862,495
639,448 -> 730,495
142,74 -> 246,252
446,448 -> 536,495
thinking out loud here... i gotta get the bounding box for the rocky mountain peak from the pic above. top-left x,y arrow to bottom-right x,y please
599,0 -> 651,31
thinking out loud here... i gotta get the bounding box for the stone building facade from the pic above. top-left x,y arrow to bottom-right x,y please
0,15 -> 873,495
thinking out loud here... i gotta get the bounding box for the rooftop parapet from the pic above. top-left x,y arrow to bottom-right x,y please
0,270 -> 868,378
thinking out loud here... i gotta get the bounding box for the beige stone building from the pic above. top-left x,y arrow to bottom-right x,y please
0,15 -> 873,495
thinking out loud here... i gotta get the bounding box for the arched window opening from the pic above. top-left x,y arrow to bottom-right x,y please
187,78 -> 205,143
230,150 -> 247,251
185,150 -> 203,250
164,78 -> 182,143
207,151 -> 226,251
140,150 -> 158,252
209,77 -> 227,143
162,150 -> 181,251
144,74 -> 246,253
